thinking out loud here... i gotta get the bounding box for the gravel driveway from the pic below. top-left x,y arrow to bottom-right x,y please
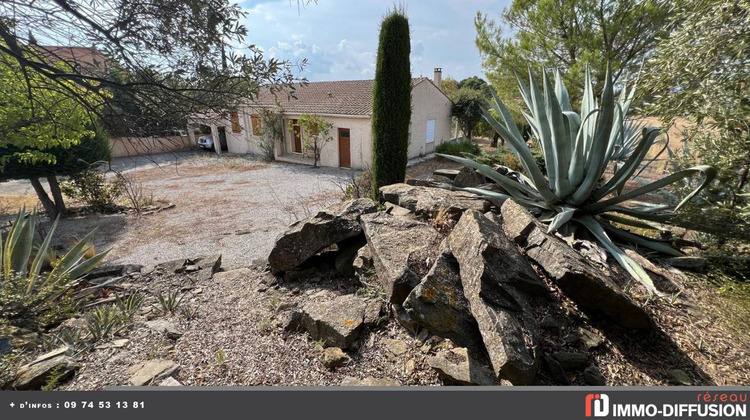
48,155 -> 357,269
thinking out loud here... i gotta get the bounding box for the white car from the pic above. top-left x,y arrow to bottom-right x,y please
198,135 -> 214,150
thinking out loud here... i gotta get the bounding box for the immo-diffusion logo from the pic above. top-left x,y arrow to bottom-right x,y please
584,393 -> 747,418
585,394 -> 610,417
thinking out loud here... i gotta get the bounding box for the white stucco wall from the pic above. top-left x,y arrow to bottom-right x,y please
194,79 -> 453,168
280,114 -> 372,170
407,79 -> 453,158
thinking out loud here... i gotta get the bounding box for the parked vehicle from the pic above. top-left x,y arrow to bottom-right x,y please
198,135 -> 214,151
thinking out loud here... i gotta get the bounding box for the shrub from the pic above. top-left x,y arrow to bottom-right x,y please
435,139 -> 481,157
372,7 -> 411,196
473,148 -> 523,172
61,169 -> 123,212
0,210 -> 108,331
440,66 -> 716,293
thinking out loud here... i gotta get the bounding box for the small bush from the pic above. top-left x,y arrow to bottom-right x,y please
61,170 -> 123,211
340,168 -> 374,200
435,139 -> 481,157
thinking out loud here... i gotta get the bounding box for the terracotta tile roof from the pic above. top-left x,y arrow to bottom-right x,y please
252,77 -> 431,116
33,46 -> 109,74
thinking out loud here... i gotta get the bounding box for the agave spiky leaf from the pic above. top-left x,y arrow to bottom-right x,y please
439,65 -> 717,294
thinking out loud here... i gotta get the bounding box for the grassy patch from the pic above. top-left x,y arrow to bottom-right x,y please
435,139 -> 481,156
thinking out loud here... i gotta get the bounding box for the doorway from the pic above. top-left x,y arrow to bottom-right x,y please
291,119 -> 302,153
218,127 -> 228,152
338,128 -> 351,168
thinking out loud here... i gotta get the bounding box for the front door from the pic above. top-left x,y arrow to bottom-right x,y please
338,128 -> 351,168
291,119 -> 302,153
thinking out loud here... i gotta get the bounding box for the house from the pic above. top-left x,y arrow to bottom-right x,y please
189,69 -> 453,169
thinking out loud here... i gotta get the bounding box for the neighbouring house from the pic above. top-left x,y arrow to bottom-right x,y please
36,46 -> 193,156
188,69 -> 453,169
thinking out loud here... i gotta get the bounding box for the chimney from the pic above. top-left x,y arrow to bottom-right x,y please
433,68 -> 442,88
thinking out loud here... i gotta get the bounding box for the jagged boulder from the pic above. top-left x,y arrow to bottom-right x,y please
403,246 -> 486,357
287,294 -> 382,349
360,212 -> 440,304
453,167 -> 485,188
268,198 -> 377,274
448,210 -> 544,385
501,200 -> 654,330
448,210 -> 548,304
379,183 -> 490,219
428,347 -> 503,386
12,347 -> 79,390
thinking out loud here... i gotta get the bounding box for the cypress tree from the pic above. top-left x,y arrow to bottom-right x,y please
371,7 -> 411,197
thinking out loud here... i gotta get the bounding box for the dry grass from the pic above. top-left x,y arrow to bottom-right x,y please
0,194 -> 41,216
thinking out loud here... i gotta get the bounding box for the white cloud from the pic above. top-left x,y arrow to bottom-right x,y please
240,0 -> 511,81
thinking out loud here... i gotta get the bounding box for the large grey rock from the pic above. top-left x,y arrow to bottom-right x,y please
379,183 -> 490,219
448,210 -> 547,306
156,255 -> 221,279
463,302 -> 538,385
454,167 -> 485,188
12,350 -> 79,390
501,200 -> 654,330
428,348 -> 502,386
664,256 -> 706,269
449,210 -> 544,385
288,294 -> 381,349
433,169 -> 461,180
583,366 -> 606,385
552,352 -> 589,371
268,199 -> 377,274
129,359 -> 179,386
360,212 -> 440,304
404,248 -> 486,357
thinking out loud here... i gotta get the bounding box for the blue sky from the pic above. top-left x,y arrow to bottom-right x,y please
239,0 -> 511,82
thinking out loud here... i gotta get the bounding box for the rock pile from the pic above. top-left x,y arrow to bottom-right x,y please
267,183 -> 655,385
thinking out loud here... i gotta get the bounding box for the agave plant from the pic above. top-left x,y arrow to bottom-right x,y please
438,67 -> 716,293
1,209 -> 109,327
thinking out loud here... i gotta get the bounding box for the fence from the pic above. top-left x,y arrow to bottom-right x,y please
109,136 -> 195,158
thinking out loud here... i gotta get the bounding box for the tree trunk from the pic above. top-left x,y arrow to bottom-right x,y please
46,175 -> 67,218
29,177 -> 58,219
491,133 -> 499,148
732,165 -> 749,208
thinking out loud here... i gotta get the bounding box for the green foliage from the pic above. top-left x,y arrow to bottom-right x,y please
435,139 -> 481,157
475,0 -> 670,124
256,107 -> 283,161
643,0 -> 750,247
452,88 -> 485,140
440,77 -> 459,100
60,170 -> 124,212
473,148 -> 524,173
295,113 -> 334,168
0,128 -> 110,180
0,47 -> 95,166
0,210 -> 109,330
440,67 -> 716,293
85,305 -> 123,341
179,305 -> 200,321
372,7 -> 412,196
115,293 -> 145,321
154,291 -> 184,315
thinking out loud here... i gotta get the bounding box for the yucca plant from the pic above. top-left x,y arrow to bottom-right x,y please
438,67 -> 716,294
1,208 -> 109,328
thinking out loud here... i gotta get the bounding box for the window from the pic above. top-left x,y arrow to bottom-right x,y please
425,119 -> 436,143
230,112 -> 241,134
250,115 -> 262,135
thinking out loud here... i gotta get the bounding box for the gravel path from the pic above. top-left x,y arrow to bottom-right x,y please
46,155 -> 357,269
